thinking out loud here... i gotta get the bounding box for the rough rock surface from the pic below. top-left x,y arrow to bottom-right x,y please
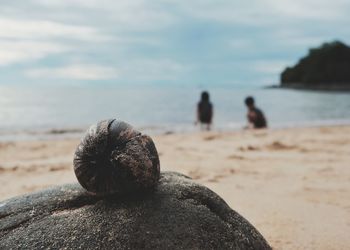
0,172 -> 271,249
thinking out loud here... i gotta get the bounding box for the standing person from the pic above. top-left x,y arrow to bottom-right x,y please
196,91 -> 213,131
244,96 -> 267,129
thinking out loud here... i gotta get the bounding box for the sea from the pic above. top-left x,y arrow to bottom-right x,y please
1,84 -> 350,141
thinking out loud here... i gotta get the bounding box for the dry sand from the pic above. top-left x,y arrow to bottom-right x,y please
0,126 -> 350,249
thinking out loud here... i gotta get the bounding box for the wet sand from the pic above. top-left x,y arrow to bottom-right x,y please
1,126 -> 349,249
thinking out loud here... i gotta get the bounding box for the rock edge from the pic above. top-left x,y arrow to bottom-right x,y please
0,172 -> 271,250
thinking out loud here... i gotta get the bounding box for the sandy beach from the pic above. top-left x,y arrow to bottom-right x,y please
1,125 -> 350,249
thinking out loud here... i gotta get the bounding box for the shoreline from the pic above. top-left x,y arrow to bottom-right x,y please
1,121 -> 350,142
265,84 -> 350,92
1,125 -> 350,249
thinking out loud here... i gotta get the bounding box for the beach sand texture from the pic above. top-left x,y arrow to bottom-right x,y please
0,126 -> 349,249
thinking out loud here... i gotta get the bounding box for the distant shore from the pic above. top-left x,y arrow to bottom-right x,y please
1,125 -> 350,249
265,83 -> 350,91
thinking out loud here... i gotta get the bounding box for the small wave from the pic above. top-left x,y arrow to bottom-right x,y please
45,128 -> 85,135
0,127 -> 86,142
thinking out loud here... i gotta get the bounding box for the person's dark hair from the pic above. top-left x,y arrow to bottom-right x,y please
245,96 -> 254,106
201,91 -> 210,102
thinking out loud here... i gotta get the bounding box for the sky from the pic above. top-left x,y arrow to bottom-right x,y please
0,0 -> 350,87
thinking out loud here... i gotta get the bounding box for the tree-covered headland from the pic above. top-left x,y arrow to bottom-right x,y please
281,41 -> 350,90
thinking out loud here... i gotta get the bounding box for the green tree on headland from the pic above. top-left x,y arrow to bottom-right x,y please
281,41 -> 350,89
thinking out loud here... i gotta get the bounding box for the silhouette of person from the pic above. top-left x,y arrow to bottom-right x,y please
196,91 -> 213,130
244,96 -> 267,129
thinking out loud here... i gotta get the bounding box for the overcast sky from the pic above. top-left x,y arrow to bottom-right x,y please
0,0 -> 349,86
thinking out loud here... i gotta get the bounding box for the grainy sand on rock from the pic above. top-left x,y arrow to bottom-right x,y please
1,126 -> 350,250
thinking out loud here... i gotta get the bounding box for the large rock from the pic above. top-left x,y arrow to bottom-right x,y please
0,172 -> 271,249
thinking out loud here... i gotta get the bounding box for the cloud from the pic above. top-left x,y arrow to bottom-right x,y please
229,39 -> 256,50
164,0 -> 350,27
0,17 -> 110,41
24,59 -> 186,81
0,41 -> 70,65
118,59 -> 187,81
25,64 -> 118,80
252,60 -> 290,74
8,0 -> 176,31
264,0 -> 350,21
0,17 -> 113,67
